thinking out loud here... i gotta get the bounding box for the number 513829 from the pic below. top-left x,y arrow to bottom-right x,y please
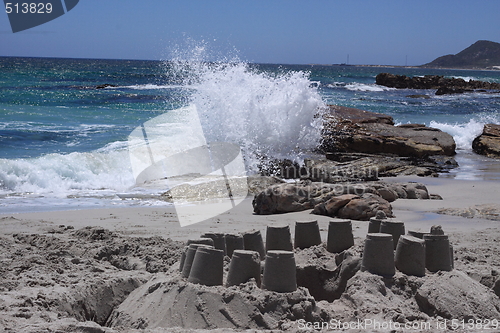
5,3 -> 53,14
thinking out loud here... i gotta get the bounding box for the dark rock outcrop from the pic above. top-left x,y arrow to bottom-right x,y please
376,73 -> 500,95
472,124 -> 500,158
321,105 -> 456,157
96,83 -> 118,89
304,153 -> 457,180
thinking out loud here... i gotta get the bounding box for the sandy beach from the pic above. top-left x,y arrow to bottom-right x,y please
2,176 -> 499,239
1,176 -> 499,332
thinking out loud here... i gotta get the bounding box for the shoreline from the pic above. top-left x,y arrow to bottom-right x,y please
2,175 -> 499,239
2,148 -> 499,216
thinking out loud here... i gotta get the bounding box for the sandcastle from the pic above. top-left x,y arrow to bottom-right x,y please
180,220 -> 454,290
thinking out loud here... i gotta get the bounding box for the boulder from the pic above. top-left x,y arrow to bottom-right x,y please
472,124 -> 500,158
253,181 -> 434,219
333,193 -> 392,221
321,105 -> 456,157
313,194 -> 359,217
252,183 -> 317,215
252,182 -> 377,216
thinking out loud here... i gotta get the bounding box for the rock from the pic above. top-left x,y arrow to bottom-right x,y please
321,105 -> 456,157
312,194 -> 359,217
472,124 -> 500,158
95,83 -> 118,89
429,193 -> 443,200
252,182 -> 375,215
377,187 -> 398,202
404,184 -> 429,199
336,193 -> 392,221
253,181 -> 394,220
314,153 -> 456,180
435,87 -> 472,95
253,181 -> 435,219
325,105 -> 394,125
376,73 -> 500,94
303,155 -> 380,182
252,183 -> 316,215
415,270 -> 500,320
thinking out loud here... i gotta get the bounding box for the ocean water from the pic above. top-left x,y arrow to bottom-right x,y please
1,54 -> 500,213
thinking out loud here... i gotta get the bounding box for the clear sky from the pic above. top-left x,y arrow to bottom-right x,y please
1,0 -> 500,65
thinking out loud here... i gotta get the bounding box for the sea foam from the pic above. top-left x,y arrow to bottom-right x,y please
430,116 -> 500,150
0,43 -> 326,200
166,43 -> 326,172
0,148 -> 134,197
191,63 -> 325,171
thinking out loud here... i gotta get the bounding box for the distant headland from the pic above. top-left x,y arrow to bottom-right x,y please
421,40 -> 500,70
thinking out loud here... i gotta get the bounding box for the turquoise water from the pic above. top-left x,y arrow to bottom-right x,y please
1,56 -> 500,213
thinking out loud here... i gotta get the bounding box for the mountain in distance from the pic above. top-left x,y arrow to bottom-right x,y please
421,40 -> 500,69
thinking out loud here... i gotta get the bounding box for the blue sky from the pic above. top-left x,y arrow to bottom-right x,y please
1,0 -> 500,65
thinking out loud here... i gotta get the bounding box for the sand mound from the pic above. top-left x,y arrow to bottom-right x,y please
0,227 -> 183,331
107,272 -> 326,330
416,270 -> 500,319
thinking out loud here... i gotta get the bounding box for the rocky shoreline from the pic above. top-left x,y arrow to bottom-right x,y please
320,105 -> 456,157
376,73 -> 500,95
